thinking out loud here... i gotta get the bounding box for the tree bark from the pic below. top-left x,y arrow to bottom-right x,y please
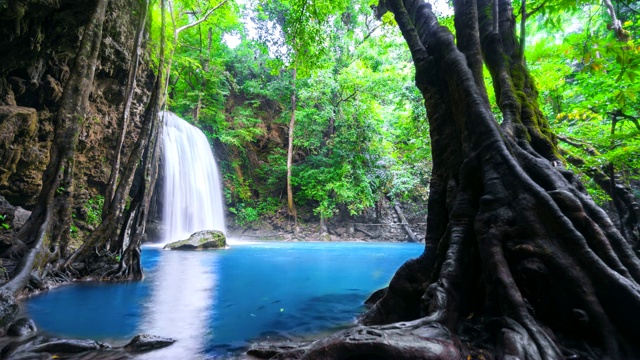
62,0 -> 168,279
452,0 -> 489,104
109,90 -> 163,280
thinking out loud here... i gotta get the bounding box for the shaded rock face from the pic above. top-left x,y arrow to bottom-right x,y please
0,106 -> 48,206
164,230 -> 227,250
0,195 -> 17,252
0,0 -> 153,217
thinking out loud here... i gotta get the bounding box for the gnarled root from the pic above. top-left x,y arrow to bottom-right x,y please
249,322 -> 468,360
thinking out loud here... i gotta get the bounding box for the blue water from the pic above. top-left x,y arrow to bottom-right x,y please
24,241 -> 422,358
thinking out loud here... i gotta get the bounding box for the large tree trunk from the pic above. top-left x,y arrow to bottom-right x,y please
0,0 -> 110,295
268,1 -> 640,359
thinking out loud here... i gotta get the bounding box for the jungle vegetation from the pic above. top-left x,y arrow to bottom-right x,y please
1,0 -> 639,357
157,0 -> 639,231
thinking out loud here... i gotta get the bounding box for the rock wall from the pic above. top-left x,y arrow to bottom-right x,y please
0,0 -> 153,227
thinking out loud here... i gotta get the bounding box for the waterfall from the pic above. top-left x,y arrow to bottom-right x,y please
161,111 -> 226,243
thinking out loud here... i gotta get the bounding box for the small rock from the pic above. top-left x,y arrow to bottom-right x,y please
8,318 -> 37,336
124,334 -> 175,352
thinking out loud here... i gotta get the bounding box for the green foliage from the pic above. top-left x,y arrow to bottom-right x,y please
160,0 -> 431,222
70,223 -> 79,239
125,196 -> 132,211
152,0 -> 640,226
0,214 -> 10,230
526,2 -> 640,201
257,0 -> 349,71
229,197 -> 280,225
84,195 -> 104,227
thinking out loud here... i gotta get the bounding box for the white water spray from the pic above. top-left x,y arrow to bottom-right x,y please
161,111 -> 226,243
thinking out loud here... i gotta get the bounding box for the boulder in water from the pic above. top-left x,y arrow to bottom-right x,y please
163,230 -> 226,250
124,334 -> 175,352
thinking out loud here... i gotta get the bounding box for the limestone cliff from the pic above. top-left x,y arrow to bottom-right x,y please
0,0 -> 152,229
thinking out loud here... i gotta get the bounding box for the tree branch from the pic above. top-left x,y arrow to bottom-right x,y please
557,134 -> 601,157
356,24 -> 382,48
175,0 -> 228,35
525,0 -> 548,18
608,110 -> 640,131
602,0 -> 630,41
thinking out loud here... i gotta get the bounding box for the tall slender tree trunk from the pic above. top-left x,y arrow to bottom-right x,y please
194,27 -> 213,122
103,0 -> 149,214
109,93 -> 163,280
1,0 -> 110,295
286,66 -> 298,226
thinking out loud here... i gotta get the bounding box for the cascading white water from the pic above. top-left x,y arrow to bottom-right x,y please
161,111 -> 226,243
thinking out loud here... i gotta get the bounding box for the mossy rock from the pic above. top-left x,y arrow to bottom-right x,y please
163,230 -> 226,250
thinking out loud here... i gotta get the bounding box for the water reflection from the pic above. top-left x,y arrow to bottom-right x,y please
136,250 -> 217,359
